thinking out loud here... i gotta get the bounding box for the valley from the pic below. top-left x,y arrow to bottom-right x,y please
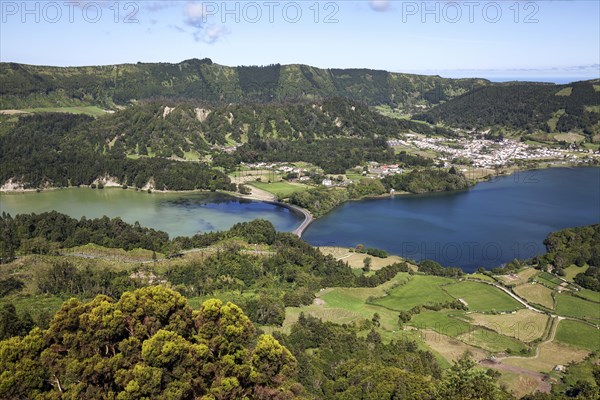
1,61 -> 599,400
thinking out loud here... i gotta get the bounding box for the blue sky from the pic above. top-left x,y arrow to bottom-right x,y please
1,0 -> 598,81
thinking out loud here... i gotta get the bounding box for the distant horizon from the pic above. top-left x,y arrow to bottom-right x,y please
2,58 -> 597,85
1,1 -> 597,81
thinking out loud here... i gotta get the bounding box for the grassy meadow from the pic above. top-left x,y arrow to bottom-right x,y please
249,181 -> 311,198
20,106 -> 109,117
443,281 -> 522,312
555,293 -> 600,323
554,319 -> 600,351
513,283 -> 555,309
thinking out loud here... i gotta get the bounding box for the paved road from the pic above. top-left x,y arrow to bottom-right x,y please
261,201 -> 313,237
492,283 -> 545,314
289,204 -> 313,237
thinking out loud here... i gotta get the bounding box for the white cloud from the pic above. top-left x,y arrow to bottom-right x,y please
182,2 -> 229,44
369,0 -> 391,12
144,2 -> 180,12
185,2 -> 206,27
194,24 -> 230,44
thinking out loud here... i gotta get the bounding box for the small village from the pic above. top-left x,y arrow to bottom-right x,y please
387,134 -> 600,169
238,134 -> 600,188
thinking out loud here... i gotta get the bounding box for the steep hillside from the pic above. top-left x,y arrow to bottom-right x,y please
415,80 -> 600,136
0,98 -> 445,186
0,59 -> 488,109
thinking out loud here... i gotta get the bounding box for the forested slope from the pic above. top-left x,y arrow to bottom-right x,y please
0,59 -> 487,109
415,80 -> 600,135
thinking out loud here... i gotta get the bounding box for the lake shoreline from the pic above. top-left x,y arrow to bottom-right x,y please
301,167 -> 600,270
2,164 -> 597,242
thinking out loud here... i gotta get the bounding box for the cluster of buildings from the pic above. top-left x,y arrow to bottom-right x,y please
367,163 -> 404,176
241,162 -> 308,175
387,135 -> 595,168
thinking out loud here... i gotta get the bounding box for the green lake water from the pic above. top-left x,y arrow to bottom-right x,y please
0,188 -> 302,238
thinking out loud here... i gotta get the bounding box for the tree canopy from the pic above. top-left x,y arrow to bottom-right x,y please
0,286 -> 297,400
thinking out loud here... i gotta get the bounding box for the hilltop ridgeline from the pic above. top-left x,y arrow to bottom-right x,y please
0,58 -> 488,109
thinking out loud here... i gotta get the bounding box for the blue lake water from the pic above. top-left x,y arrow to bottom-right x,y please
303,167 -> 600,271
1,167 -> 599,272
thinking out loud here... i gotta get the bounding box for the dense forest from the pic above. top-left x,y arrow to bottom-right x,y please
538,224 -> 600,291
0,59 -> 487,109
286,170 -> 469,216
0,286 -> 300,399
0,112 -> 235,190
0,213 -> 407,305
415,80 -> 600,136
0,284 -> 521,400
1,214 -> 599,398
382,168 -> 471,194
2,60 -> 598,144
0,98 -> 448,187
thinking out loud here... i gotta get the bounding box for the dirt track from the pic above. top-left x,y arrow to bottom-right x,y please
480,359 -> 551,394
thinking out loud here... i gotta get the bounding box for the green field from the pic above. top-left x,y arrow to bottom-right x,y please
443,281 -> 523,312
547,109 -> 566,132
554,132 -> 585,143
513,283 -> 554,309
19,106 -> 109,117
372,275 -> 455,311
460,327 -> 528,353
3,294 -> 68,325
249,181 -> 311,198
575,289 -> 600,303
345,169 -> 365,181
554,319 -> 600,351
536,271 -> 562,289
65,243 -> 164,262
182,150 -> 201,161
585,105 -> 600,113
563,264 -> 588,282
469,310 -> 549,343
283,273 -> 411,331
555,87 -> 573,96
556,294 -> 600,322
409,310 -> 471,337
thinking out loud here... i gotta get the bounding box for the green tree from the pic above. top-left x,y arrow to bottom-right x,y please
0,303 -> 33,340
438,352 -> 512,400
363,256 -> 372,272
0,287 -> 297,399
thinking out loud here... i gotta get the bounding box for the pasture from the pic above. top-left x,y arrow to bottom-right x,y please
554,319 -> 600,351
282,273 -> 411,331
442,281 -> 523,312
371,275 -> 455,311
535,271 -> 562,289
420,329 -> 488,363
468,310 -> 549,342
504,341 -> 590,373
458,327 -> 528,353
318,246 -> 409,271
563,264 -> 588,282
249,181 -> 311,198
555,294 -> 600,322
513,283 -> 555,309
20,106 -> 109,117
409,311 -> 471,338
496,268 -> 538,286
574,288 -> 600,303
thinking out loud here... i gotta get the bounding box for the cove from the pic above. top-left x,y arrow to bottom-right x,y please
0,189 -> 303,238
302,167 -> 600,272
